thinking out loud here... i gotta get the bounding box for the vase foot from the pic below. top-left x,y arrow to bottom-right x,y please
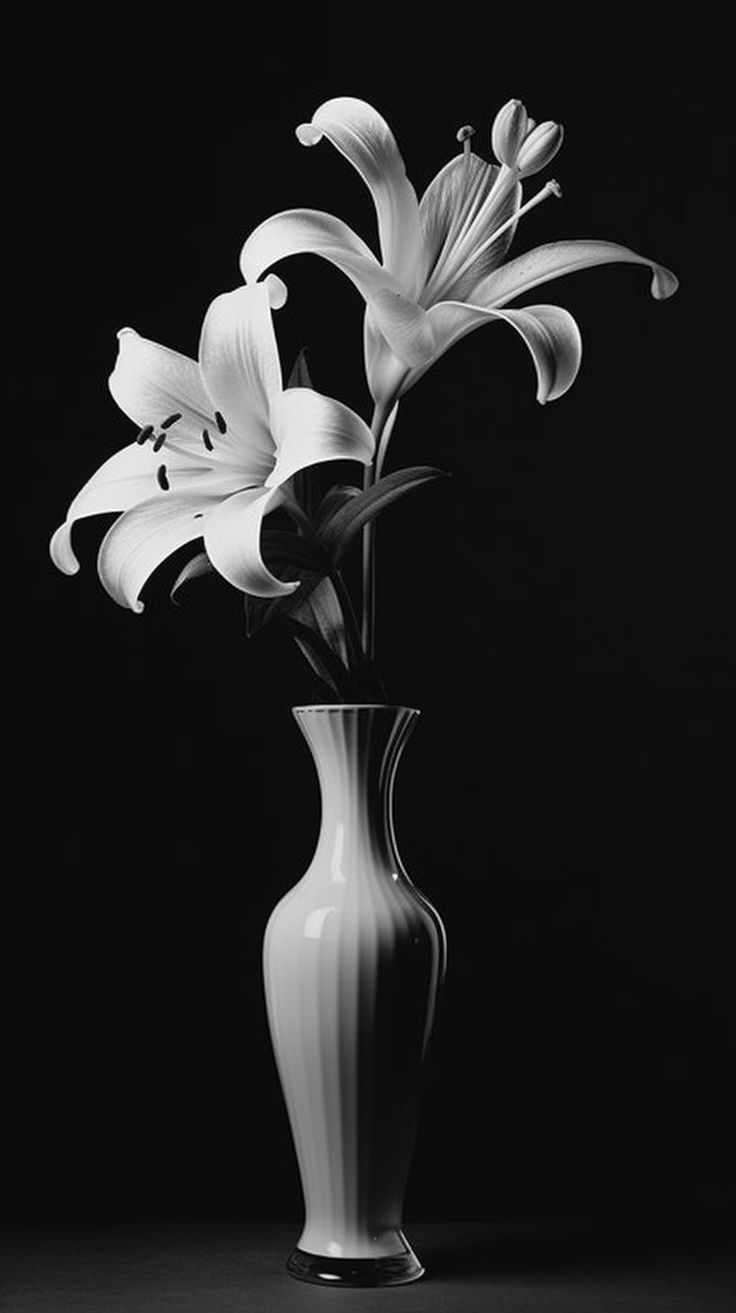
286,1244 -> 425,1287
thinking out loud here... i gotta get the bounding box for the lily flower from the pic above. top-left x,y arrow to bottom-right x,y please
50,277 -> 374,610
240,96 -> 678,448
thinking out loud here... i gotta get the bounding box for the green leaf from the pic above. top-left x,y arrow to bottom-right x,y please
319,466 -> 447,563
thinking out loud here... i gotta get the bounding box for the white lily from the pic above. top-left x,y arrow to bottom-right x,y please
240,96 -> 678,468
50,277 -> 374,610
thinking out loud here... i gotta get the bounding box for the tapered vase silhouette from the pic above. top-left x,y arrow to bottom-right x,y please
263,704 -> 446,1286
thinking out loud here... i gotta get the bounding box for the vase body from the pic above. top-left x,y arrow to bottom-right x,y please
262,704 -> 446,1286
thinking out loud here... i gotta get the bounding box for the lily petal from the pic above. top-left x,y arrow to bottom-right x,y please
97,492 -> 220,612
198,283 -> 282,467
266,388 -> 374,488
203,485 -> 298,598
297,96 -> 426,295
240,208 -> 403,307
364,308 -> 409,407
369,288 -> 437,367
476,238 -> 679,309
49,442 -> 233,575
420,154 -> 522,304
424,300 -> 583,403
109,330 -> 215,446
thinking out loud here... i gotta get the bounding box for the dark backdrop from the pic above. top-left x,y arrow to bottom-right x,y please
9,3 -> 733,1229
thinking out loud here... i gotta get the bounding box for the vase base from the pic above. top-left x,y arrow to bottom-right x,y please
286,1244 -> 425,1287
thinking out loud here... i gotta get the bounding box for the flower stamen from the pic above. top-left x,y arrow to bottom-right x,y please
156,464 -> 170,491
202,428 -> 214,451
450,178 -> 563,289
136,425 -> 154,445
456,124 -> 476,190
152,432 -> 167,452
161,413 -> 182,429
214,411 -> 227,434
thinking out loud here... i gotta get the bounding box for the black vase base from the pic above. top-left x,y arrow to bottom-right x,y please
286,1245 -> 425,1286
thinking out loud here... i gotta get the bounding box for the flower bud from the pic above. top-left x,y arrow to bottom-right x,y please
516,120 -> 564,177
491,99 -> 529,167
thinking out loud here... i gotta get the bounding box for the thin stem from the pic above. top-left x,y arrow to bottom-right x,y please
330,568 -> 387,702
361,401 -> 393,660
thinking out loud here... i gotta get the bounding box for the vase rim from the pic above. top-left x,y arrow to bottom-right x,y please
292,703 -> 420,716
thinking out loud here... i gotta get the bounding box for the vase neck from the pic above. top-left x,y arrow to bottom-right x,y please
294,705 -> 419,880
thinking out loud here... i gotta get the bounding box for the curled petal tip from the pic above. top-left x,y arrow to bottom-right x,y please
651,265 -> 679,299
264,273 -> 288,309
49,522 -> 80,576
296,122 -> 322,147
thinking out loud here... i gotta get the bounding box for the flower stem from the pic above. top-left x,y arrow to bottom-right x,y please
331,567 -> 387,702
361,401 -> 393,661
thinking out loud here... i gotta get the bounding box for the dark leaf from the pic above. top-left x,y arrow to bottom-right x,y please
319,466 -> 447,562
260,528 -> 331,575
290,575 -> 349,665
285,618 -> 353,700
291,636 -> 342,701
244,593 -> 272,637
170,551 -> 215,604
314,483 -> 361,534
286,347 -> 313,390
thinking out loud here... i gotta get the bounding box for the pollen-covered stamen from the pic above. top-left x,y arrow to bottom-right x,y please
156,464 -> 170,491
214,411 -> 227,435
202,428 -> 213,451
449,178 -> 563,289
136,425 -> 154,445
152,432 -> 167,452
160,412 -> 182,429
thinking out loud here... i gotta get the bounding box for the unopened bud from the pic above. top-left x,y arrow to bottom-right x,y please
491,99 -> 529,167
516,120 -> 564,177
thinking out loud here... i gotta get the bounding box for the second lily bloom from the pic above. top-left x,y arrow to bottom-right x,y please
240,95 -> 678,465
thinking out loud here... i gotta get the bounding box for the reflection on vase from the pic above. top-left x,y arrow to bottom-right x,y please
263,704 -> 446,1286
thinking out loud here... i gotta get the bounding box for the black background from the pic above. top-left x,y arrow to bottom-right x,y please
9,2 -> 733,1233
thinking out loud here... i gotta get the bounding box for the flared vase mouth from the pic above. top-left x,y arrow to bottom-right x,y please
293,704 -> 421,716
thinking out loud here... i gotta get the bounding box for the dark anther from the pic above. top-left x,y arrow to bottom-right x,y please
153,432 -> 167,452
136,425 -> 154,445
193,512 -> 204,519
202,428 -> 213,451
214,411 -> 227,434
156,464 -> 170,491
161,413 -> 182,429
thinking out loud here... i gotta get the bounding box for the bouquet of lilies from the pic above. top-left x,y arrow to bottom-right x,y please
50,96 -> 677,700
